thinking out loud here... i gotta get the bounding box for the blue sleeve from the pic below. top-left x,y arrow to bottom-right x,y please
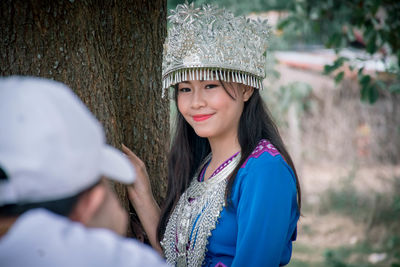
231,154 -> 299,267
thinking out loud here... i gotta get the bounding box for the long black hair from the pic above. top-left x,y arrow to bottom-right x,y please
157,81 -> 301,242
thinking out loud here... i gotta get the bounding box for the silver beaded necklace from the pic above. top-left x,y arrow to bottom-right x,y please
161,152 -> 241,266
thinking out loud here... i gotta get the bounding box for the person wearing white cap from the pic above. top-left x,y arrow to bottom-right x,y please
0,76 -> 167,267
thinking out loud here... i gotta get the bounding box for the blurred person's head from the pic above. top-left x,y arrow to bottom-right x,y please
0,76 -> 135,236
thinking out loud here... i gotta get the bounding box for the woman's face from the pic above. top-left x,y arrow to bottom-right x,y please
177,80 -> 253,140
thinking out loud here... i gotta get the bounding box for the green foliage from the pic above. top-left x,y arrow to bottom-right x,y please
324,57 -> 349,75
279,0 -> 400,103
359,73 -> 379,104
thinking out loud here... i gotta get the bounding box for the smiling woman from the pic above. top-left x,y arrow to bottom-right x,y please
123,3 -> 301,267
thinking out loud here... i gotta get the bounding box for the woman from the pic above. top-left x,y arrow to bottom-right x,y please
124,3 -> 301,266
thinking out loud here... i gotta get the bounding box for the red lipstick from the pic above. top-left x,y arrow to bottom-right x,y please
193,114 -> 212,121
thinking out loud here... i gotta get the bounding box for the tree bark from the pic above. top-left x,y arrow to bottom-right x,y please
0,0 -> 168,240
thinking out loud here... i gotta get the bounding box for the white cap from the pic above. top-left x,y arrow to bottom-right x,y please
0,76 -> 135,206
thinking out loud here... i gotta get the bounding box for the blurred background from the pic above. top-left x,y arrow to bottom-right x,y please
168,1 -> 400,266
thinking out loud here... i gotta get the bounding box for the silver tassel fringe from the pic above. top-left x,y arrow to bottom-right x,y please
162,68 -> 263,98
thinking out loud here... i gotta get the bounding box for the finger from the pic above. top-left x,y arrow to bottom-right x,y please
121,144 -> 143,165
121,144 -> 137,158
121,143 -> 131,153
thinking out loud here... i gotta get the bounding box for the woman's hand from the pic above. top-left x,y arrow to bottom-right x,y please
121,144 -> 153,204
121,144 -> 163,254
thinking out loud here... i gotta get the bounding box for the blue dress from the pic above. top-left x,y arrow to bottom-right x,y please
202,140 -> 300,266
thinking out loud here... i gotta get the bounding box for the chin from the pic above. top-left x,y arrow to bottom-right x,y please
193,129 -> 214,138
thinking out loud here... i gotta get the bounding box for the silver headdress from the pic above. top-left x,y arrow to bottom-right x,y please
162,2 -> 270,96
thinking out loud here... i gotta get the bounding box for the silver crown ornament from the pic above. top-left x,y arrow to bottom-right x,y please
162,2 -> 271,96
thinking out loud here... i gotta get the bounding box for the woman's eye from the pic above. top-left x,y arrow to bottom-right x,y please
205,84 -> 218,89
178,87 -> 191,93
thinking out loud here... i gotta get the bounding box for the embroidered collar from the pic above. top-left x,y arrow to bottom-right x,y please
161,152 -> 241,266
198,151 -> 240,182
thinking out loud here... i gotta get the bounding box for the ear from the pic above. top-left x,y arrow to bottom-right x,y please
69,184 -> 106,225
243,86 -> 254,102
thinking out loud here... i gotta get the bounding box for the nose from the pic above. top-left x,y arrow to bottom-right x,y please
191,88 -> 206,109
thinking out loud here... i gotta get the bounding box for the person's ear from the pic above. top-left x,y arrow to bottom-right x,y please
69,183 -> 106,225
243,86 -> 254,102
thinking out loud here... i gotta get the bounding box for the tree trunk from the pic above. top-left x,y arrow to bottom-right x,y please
0,0 -> 168,241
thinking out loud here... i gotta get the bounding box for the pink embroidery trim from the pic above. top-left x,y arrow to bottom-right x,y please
214,262 -> 227,267
241,139 -> 280,168
198,151 -> 240,182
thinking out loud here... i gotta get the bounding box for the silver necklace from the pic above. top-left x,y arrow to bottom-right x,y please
161,153 -> 241,266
